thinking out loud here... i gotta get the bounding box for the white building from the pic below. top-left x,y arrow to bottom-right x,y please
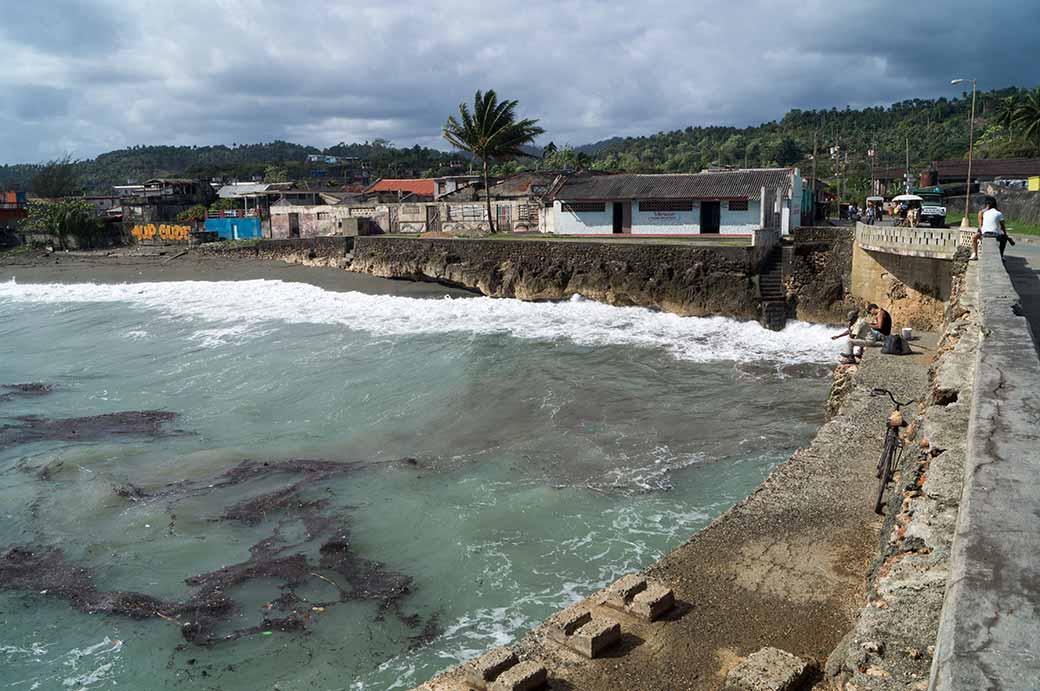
550,168 -> 802,236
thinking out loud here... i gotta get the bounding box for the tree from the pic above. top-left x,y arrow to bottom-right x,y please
23,198 -> 102,249
177,204 -> 208,222
542,141 -> 558,159
31,154 -> 81,198
264,164 -> 288,182
443,89 -> 544,232
994,95 -> 1021,141
1013,88 -> 1040,154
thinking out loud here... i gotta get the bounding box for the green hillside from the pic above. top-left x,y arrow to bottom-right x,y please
2,87 -> 1037,197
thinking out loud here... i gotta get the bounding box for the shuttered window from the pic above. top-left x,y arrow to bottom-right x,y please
562,202 -> 606,213
640,200 -> 694,212
728,200 -> 749,211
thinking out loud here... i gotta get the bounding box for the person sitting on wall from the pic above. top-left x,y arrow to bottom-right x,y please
867,303 -> 892,341
832,308 -> 882,364
971,196 -> 1013,261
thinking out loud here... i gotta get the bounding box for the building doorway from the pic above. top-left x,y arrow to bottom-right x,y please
426,205 -> 441,233
288,213 -> 300,238
612,202 -> 631,234
700,201 -> 720,234
496,205 -> 512,232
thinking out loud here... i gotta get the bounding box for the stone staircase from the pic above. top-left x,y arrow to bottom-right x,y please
758,247 -> 788,331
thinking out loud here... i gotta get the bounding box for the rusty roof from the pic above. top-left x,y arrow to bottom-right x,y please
438,171 -> 564,201
930,158 -> 1040,178
554,168 -> 796,201
365,178 -> 436,196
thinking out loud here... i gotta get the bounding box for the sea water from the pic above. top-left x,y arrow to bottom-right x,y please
0,274 -> 836,689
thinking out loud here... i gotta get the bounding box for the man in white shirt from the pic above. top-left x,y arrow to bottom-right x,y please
971,197 -> 1008,260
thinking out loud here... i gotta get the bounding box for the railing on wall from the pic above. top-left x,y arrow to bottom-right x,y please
855,222 -> 972,259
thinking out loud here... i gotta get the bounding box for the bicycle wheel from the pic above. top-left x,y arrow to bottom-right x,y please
875,427 -> 895,478
874,430 -> 897,514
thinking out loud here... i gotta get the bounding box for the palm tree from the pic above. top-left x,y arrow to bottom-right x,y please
1014,88 -> 1040,154
994,95 -> 1021,141
443,90 -> 544,232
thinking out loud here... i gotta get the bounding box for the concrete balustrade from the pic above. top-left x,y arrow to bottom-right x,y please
855,222 -> 974,260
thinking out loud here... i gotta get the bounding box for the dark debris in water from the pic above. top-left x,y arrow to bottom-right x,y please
0,410 -> 180,449
3,456 -> 437,648
0,383 -> 54,402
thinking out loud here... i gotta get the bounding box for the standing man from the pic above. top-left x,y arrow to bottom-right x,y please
972,196 -> 1008,260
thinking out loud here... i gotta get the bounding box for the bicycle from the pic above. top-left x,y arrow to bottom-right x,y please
870,388 -> 913,514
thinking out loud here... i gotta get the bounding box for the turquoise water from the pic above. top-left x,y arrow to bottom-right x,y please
0,274 -> 836,689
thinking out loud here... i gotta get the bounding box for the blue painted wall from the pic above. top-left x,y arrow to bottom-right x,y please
204,217 -> 262,240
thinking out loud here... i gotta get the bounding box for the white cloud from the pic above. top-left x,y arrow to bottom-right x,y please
0,0 -> 1037,163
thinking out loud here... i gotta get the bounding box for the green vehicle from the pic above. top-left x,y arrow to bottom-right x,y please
912,186 -> 948,227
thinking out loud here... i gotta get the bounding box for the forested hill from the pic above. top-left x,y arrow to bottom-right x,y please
547,86 -> 1035,197
2,86 -> 1036,196
0,139 -> 462,196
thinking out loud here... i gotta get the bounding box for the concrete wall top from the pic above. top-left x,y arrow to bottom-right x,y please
855,222 -> 974,259
930,238 -> 1040,690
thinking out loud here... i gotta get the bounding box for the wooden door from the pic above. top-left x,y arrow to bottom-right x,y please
426,205 -> 441,233
496,205 -> 512,232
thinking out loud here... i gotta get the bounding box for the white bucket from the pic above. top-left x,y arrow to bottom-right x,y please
902,327 -> 913,342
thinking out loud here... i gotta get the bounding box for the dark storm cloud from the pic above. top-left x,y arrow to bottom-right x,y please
0,0 -> 1038,164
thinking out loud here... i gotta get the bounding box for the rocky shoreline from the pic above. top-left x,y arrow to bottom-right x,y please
415,336 -> 945,690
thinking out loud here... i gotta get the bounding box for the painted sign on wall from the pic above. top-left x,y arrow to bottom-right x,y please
131,223 -> 191,242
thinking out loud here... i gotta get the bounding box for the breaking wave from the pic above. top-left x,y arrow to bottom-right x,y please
0,279 -> 838,364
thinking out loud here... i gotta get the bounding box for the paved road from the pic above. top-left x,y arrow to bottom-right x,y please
1003,239 -> 1040,354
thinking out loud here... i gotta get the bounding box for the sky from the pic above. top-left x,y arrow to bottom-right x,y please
1,0 -> 1038,165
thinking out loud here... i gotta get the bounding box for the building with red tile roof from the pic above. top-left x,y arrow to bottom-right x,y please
365,178 -> 436,199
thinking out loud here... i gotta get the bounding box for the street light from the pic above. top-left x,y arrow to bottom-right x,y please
951,78 -> 977,228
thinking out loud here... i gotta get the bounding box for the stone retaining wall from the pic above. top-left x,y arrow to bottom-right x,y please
349,236 -> 766,319
825,262 -> 979,690
929,238 -> 1040,690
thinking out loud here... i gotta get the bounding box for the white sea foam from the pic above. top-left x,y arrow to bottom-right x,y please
0,278 -> 838,364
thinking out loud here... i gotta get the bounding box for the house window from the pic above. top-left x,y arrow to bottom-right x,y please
317,212 -> 330,220
517,204 -> 538,223
562,201 -> 606,213
728,200 -> 749,211
449,204 -> 487,221
639,200 -> 693,212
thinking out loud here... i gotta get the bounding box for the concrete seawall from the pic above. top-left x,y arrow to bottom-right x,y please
930,239 -> 1040,690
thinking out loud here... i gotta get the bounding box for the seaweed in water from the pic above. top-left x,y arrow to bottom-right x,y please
2,457 -> 438,648
0,383 -> 54,402
0,410 -> 180,448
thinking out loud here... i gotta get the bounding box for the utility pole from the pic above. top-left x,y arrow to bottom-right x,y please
951,78 -> 977,228
811,130 -> 817,222
905,136 -> 912,194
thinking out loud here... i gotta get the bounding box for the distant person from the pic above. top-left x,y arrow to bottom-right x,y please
832,309 -> 873,364
868,303 -> 892,339
896,201 -> 909,226
972,196 -> 1011,260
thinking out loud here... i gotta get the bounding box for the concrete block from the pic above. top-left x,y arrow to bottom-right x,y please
630,583 -> 675,621
488,660 -> 547,691
465,646 -> 518,687
603,573 -> 647,609
571,617 -> 621,658
558,609 -> 592,636
724,647 -> 808,691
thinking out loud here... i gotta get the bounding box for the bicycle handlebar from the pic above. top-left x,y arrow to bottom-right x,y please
871,387 -> 914,409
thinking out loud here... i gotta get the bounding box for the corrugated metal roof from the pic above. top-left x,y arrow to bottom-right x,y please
218,183 -> 271,198
554,169 -> 795,201
438,171 -> 563,201
932,158 -> 1040,178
